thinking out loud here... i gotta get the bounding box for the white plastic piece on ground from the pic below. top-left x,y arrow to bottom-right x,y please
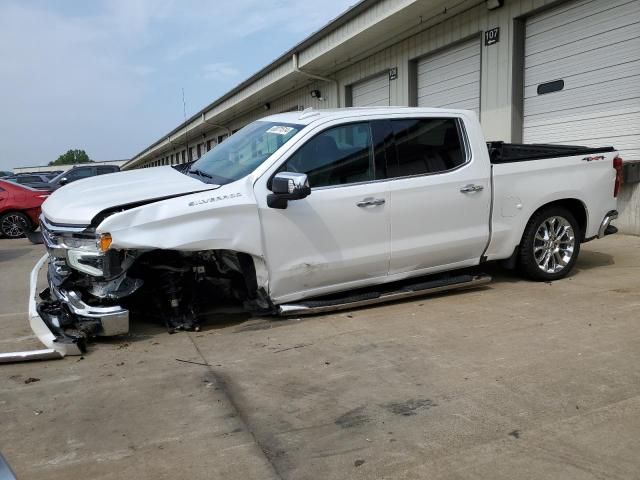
0,349 -> 64,363
0,253 -> 81,364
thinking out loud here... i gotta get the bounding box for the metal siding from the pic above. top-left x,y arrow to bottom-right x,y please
523,0 -> 640,163
351,72 -> 391,106
416,38 -> 481,115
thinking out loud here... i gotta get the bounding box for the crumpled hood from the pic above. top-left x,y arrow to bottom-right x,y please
42,166 -> 217,225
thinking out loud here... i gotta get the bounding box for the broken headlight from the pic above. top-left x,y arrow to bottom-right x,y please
43,230 -> 107,277
67,249 -> 105,276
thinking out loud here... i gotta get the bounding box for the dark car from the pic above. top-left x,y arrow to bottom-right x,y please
0,180 -> 50,238
41,170 -> 63,180
0,171 -> 12,178
3,173 -> 53,190
49,164 -> 120,190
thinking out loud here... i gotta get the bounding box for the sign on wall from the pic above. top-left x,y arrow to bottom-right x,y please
484,27 -> 500,46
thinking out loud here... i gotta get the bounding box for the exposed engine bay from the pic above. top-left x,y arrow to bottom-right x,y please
36,215 -> 272,354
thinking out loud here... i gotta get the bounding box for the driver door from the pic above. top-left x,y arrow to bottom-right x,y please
255,121 -> 390,303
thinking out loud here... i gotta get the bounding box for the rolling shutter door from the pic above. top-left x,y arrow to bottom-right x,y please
416,38 -> 481,115
523,0 -> 640,160
351,72 -> 390,107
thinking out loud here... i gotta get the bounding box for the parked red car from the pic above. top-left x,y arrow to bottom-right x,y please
0,180 -> 50,238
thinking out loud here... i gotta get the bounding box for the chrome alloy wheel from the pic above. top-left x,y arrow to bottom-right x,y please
533,216 -> 575,274
1,214 -> 28,238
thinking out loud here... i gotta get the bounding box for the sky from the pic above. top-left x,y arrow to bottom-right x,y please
0,0 -> 356,171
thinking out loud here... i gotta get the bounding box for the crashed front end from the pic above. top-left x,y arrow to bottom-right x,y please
31,216 -> 135,356
9,210 -> 271,361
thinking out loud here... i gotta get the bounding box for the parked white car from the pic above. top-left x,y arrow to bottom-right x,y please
13,107 -> 624,360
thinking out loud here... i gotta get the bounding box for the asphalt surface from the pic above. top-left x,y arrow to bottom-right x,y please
1,235 -> 639,479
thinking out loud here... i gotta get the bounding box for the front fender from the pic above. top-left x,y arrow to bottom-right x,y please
96,179 -> 263,256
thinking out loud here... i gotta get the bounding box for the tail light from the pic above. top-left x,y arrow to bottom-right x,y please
614,156 -> 623,197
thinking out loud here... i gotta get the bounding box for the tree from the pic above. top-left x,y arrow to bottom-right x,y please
49,149 -> 93,166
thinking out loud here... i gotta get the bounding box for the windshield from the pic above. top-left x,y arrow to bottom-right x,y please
186,120 -> 303,185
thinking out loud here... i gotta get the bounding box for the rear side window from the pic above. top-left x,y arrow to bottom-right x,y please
282,123 -> 373,188
67,168 -> 94,180
17,176 -> 38,183
389,118 -> 466,177
97,166 -> 115,175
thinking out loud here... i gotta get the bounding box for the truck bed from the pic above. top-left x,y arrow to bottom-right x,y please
487,141 -> 615,164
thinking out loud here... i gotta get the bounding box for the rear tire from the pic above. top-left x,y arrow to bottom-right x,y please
518,206 -> 581,281
0,212 -> 32,239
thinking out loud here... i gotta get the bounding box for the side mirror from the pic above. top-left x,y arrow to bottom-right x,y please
58,177 -> 69,186
267,172 -> 311,209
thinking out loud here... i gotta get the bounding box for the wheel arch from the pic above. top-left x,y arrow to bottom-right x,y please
500,198 -> 587,269
525,198 -> 588,241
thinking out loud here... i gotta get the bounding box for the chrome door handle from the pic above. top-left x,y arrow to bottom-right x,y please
460,184 -> 484,193
357,197 -> 386,207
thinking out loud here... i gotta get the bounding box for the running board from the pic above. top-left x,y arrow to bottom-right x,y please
278,273 -> 491,316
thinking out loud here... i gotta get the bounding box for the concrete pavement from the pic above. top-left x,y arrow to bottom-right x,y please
1,235 -> 639,479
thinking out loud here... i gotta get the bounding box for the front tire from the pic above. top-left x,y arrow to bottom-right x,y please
0,212 -> 32,239
518,207 -> 581,281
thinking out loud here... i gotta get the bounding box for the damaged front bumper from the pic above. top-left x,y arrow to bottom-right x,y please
0,253 -> 130,363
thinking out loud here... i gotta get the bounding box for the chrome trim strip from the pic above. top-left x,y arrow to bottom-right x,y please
279,274 -> 491,316
598,210 -> 618,239
40,215 -> 89,233
51,288 -> 129,336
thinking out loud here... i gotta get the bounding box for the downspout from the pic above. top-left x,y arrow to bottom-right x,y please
202,113 -> 232,138
292,52 -> 340,108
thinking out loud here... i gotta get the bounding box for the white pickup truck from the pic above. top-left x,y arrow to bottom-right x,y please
10,107 -> 623,360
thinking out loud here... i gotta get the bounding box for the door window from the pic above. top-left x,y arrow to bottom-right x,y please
97,166 -> 114,175
389,118 -> 466,178
282,123 -> 373,188
17,176 -> 38,183
66,168 -> 94,181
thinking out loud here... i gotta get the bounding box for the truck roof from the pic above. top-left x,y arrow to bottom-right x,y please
262,106 -> 475,126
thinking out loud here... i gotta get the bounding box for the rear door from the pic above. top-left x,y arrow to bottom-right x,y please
383,116 -> 491,275
0,184 -> 8,210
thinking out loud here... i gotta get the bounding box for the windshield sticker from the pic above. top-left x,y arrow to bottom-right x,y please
266,126 -> 294,135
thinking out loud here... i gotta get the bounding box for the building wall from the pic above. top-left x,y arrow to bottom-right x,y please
133,0 -> 640,232
139,0 -> 561,169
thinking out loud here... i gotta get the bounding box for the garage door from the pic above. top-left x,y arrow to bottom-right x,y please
351,72 -> 390,107
523,0 -> 640,160
416,38 -> 481,114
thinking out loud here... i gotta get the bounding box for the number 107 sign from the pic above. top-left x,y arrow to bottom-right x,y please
485,27 -> 500,46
